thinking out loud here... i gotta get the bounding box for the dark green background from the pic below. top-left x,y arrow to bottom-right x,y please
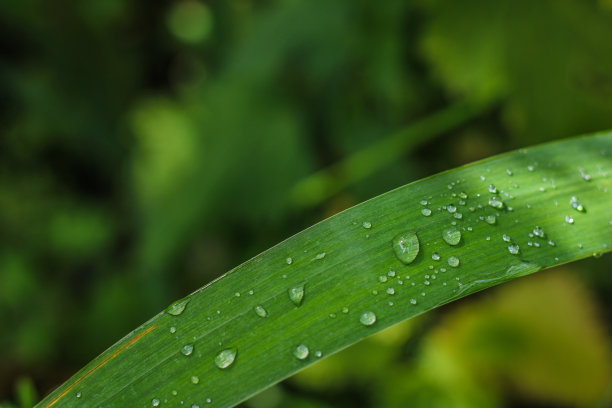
1,0 -> 611,407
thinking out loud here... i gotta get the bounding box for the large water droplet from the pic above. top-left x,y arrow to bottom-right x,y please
181,344 -> 194,356
165,297 -> 191,316
293,344 -> 309,360
359,311 -> 377,326
392,231 -> 420,264
254,305 -> 268,318
214,348 -> 237,369
288,285 -> 305,306
442,227 -> 461,246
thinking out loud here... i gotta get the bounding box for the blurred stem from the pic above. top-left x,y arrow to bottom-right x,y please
290,99 -> 492,208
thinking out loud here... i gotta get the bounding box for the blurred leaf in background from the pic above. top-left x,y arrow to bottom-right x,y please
0,0 -> 611,406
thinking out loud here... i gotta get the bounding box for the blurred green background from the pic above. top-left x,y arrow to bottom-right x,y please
1,0 -> 612,407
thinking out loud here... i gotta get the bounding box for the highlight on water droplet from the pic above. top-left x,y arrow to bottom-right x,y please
181,344 -> 194,356
392,231 -> 420,264
214,348 -> 237,369
294,344 -> 309,360
165,296 -> 191,316
254,305 -> 268,318
359,311 -> 377,326
442,227 -> 461,246
448,256 -> 460,267
288,285 -> 305,306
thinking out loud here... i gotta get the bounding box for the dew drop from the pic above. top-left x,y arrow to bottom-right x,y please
506,169 -> 513,176
488,196 -> 504,209
448,256 -> 460,267
447,204 -> 457,213
76,392 -> 81,399
420,199 -> 429,205
565,215 -> 575,224
170,326 -> 176,334
191,376 -> 199,385
569,196 -> 586,212
410,298 -> 417,305
294,344 -> 309,360
421,208 -> 432,216
166,297 -> 190,316
442,227 -> 461,246
388,270 -> 396,277
288,285 -> 305,306
152,398 -> 160,407
359,311 -> 377,326
362,221 -> 372,229
488,184 -> 498,193
315,350 -> 323,358
181,344 -> 194,356
432,252 -> 440,261
502,234 -> 512,242
508,244 -> 520,255
315,252 -> 326,260
392,231 -> 420,264
533,226 -> 545,238
386,287 -> 395,295
254,305 -> 268,318
214,348 -> 237,369
485,215 -> 496,225
378,275 -> 388,283
286,257 -> 293,265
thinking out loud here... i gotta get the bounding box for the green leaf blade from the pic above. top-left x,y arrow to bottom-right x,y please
39,132 -> 612,408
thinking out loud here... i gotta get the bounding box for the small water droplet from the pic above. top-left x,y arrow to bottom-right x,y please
362,221 -> 372,229
386,287 -> 395,295
420,199 -> 429,205
76,392 -> 81,399
410,298 -> 417,305
502,234 -> 512,242
192,405 -> 200,408
488,196 -> 504,209
533,226 -> 545,238
315,252 -> 326,260
447,204 -> 457,213
442,227 -> 461,246
214,348 -> 237,369
506,169 -> 513,176
378,275 -> 388,283
527,165 -> 535,172
392,231 -> 420,264
288,285 -> 305,306
315,350 -> 323,358
447,256 -> 460,267
166,297 -> 191,316
170,326 -> 176,334
181,344 -> 194,356
421,208 -> 432,216
191,375 -> 199,385
569,196 -> 586,212
342,307 -> 349,314
388,270 -> 396,277
508,244 -> 520,255
432,252 -> 440,261
565,215 -> 575,224
359,311 -> 377,326
294,344 -> 309,360
152,398 -> 161,407
286,257 -> 293,265
254,305 -> 268,318
488,184 -> 498,193
206,398 -> 212,404
485,215 -> 496,225
548,240 -> 556,246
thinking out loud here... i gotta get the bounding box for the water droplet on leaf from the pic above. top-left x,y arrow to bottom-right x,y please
288,285 -> 305,306
166,297 -> 191,316
392,231 -> 420,264
294,344 -> 309,360
214,348 -> 237,369
442,227 -> 461,246
359,311 -> 377,326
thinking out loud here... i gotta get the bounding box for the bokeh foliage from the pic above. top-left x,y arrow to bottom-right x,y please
1,0 -> 611,407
